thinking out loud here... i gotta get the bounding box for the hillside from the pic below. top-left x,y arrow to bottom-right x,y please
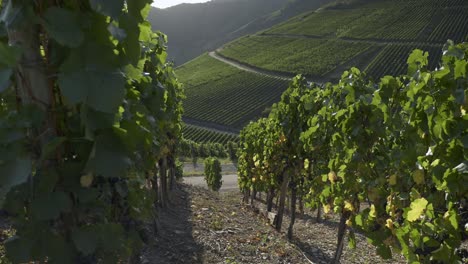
177,0 -> 468,135
177,54 -> 290,131
148,0 -> 332,65
220,0 -> 467,80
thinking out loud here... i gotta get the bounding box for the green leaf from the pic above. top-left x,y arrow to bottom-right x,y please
72,227 -> 98,255
97,223 -> 125,251
127,0 -> 152,20
407,49 -> 428,76
454,60 -> 467,78
43,7 -> 84,48
412,170 -> 425,185
0,42 -> 21,67
355,214 -> 363,226
0,157 -> 31,190
31,191 -> 72,220
44,233 -> 75,263
348,230 -> 356,249
40,137 -> 66,161
407,198 -> 428,222
376,245 -> 392,259
58,69 -> 125,113
90,0 -> 124,19
5,236 -> 33,263
86,135 -> 131,178
0,68 -> 12,92
431,242 -> 453,261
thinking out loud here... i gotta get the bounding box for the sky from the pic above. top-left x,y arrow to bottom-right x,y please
151,0 -> 211,9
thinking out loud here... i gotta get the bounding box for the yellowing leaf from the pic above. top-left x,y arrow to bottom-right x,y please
346,219 -> 352,226
254,160 -> 261,168
344,201 -> 354,212
388,174 -> 397,186
412,170 -> 425,185
369,204 -> 377,218
328,171 -> 337,183
407,198 -> 428,222
385,218 -> 394,230
80,173 -> 94,188
323,204 -> 331,214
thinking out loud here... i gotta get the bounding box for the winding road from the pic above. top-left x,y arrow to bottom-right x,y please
209,51 -> 294,81
208,51 -> 323,85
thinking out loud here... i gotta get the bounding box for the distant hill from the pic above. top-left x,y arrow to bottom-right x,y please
176,0 -> 468,135
148,0 -> 332,65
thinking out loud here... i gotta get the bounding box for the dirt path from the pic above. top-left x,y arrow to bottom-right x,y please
184,174 -> 239,192
142,184 -> 407,264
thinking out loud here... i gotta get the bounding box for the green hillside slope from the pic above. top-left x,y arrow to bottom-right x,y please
148,0 -> 332,65
219,36 -> 373,79
177,0 -> 468,133
182,124 -> 239,145
219,0 -> 467,80
177,54 -> 290,130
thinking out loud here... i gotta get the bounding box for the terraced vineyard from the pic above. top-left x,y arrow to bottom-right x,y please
182,124 -> 239,144
365,44 -> 443,79
177,54 -> 290,130
428,7 -> 468,43
219,36 -> 372,77
177,0 -> 468,134
265,0 -> 468,42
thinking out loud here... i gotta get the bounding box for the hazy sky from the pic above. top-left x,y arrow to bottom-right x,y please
152,0 -> 211,9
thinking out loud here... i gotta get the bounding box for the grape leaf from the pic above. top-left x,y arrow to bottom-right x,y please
407,198 -> 428,222
72,227 -> 98,255
43,7 -> 83,47
58,69 -> 125,113
0,157 -> 31,190
31,192 -> 72,220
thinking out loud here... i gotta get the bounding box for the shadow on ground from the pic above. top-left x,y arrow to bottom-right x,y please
142,185 -> 203,264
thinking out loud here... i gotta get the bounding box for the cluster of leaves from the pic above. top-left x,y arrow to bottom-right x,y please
237,41 -> 467,262
204,157 -> 223,192
0,0 -> 183,262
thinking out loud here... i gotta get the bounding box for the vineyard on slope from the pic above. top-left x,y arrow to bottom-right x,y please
182,124 -> 239,145
219,36 -> 372,77
177,54 -> 290,129
216,0 -> 468,83
237,42 -> 468,263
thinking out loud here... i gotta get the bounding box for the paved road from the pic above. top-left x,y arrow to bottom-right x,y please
183,174 -> 239,192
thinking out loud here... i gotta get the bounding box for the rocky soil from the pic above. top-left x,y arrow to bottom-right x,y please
142,184 -> 407,264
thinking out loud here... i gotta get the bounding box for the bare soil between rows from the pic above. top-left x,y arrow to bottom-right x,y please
142,184 -> 406,264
